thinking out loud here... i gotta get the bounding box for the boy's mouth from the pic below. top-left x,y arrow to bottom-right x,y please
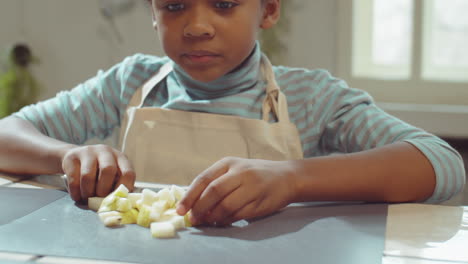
182,50 -> 221,65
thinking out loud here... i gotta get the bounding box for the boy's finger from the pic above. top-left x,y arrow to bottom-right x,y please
203,184 -> 250,224
63,158 -> 82,202
115,152 -> 136,192
95,151 -> 118,197
191,172 -> 241,221
176,160 -> 228,215
79,155 -> 98,200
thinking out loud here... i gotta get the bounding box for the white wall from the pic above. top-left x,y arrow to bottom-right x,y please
1,0 -> 162,100
0,0 -> 337,100
286,0 -> 337,71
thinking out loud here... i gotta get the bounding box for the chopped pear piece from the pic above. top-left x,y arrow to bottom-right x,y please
116,198 -> 132,212
88,197 -> 104,212
170,215 -> 186,230
103,216 -> 122,227
121,208 -> 139,224
149,210 -> 161,222
151,200 -> 168,215
113,184 -> 129,198
98,195 -> 118,213
158,188 -> 176,208
141,189 -> 159,206
159,208 -> 178,221
184,212 -> 192,228
170,185 -> 185,202
98,211 -> 120,220
151,222 -> 176,238
98,211 -> 122,227
98,184 -> 130,212
137,205 -> 152,228
127,193 -> 142,208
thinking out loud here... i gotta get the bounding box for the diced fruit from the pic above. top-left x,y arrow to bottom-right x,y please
121,209 -> 139,224
159,208 -> 178,221
159,208 -> 179,222
151,222 -> 176,238
103,216 -> 122,227
137,205 -> 152,228
98,211 -> 122,227
88,197 -> 104,212
95,184 -> 191,238
135,199 -> 143,210
141,189 -> 159,206
171,185 -> 185,201
184,212 -> 192,228
170,215 -> 186,230
149,210 -> 161,222
98,195 -> 118,213
116,198 -> 132,212
151,200 -> 168,215
127,193 -> 142,208
113,184 -> 129,198
158,188 -> 175,208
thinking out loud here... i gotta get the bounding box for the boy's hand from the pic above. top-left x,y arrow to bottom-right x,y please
61,144 -> 136,202
176,157 -> 296,226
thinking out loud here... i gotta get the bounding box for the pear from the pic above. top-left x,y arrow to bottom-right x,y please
151,222 -> 176,238
137,205 -> 152,228
95,184 -> 192,238
88,197 -> 104,212
98,211 -> 122,227
116,198 -> 132,212
121,208 -> 139,225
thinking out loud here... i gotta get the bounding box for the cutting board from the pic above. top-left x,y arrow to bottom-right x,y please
0,187 -> 66,226
0,189 -> 387,264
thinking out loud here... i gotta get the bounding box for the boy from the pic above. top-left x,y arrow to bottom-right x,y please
0,0 -> 465,226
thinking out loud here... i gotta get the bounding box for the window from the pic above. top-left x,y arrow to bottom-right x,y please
422,0 -> 468,82
353,0 -> 414,80
337,0 -> 468,106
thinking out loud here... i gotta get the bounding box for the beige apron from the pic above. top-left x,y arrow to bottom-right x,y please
119,55 -> 303,185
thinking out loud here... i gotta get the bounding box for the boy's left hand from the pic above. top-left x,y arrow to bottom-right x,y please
176,157 -> 296,226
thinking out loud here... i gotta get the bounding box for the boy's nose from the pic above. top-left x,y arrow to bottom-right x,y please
183,10 -> 215,39
183,23 -> 215,39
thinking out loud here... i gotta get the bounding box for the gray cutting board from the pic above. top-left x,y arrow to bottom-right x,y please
0,187 -> 67,226
0,191 -> 387,264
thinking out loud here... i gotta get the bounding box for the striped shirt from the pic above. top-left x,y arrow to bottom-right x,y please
14,45 -> 465,203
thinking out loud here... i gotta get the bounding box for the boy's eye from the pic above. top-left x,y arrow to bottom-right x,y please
166,3 -> 185,12
214,1 -> 238,9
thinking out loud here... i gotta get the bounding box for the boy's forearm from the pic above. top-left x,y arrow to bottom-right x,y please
289,142 -> 436,203
0,116 -> 74,175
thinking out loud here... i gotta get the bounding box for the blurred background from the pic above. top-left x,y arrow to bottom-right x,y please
0,0 -> 467,204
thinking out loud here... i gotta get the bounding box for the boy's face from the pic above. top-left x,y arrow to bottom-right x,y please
150,0 -> 279,82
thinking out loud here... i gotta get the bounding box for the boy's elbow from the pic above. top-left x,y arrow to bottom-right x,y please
429,156 -> 466,204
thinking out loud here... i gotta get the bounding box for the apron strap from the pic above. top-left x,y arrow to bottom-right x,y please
127,56 -> 289,123
129,61 -> 173,109
121,62 -> 173,152
260,54 -> 291,123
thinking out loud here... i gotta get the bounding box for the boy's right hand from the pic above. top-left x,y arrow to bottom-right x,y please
61,144 -> 136,203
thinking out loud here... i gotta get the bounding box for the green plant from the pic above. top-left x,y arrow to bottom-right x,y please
0,44 -> 40,118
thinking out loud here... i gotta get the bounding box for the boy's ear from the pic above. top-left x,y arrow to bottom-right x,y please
260,0 -> 281,29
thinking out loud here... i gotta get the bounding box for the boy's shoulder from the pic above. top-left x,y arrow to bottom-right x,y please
272,65 -> 346,88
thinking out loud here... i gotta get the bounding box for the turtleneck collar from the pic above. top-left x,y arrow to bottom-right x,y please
172,43 -> 261,100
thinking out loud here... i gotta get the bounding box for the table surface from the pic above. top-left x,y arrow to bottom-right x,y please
1,173 -> 467,264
